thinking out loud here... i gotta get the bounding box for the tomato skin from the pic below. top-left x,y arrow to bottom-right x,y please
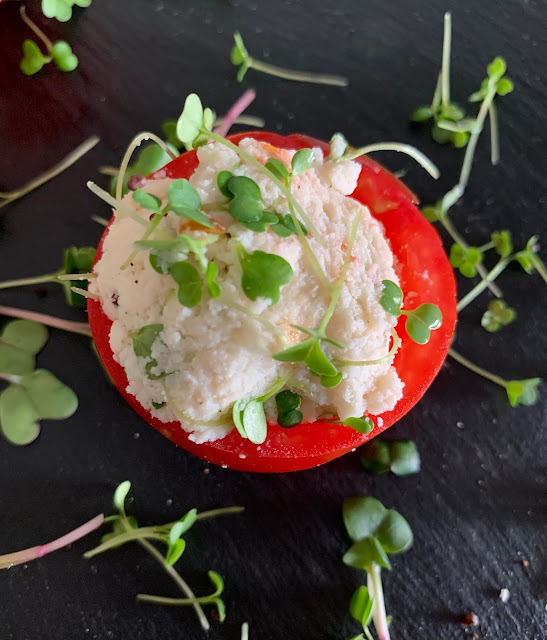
88,131 -> 457,473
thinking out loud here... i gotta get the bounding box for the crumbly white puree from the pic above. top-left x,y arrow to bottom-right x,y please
90,138 -> 403,443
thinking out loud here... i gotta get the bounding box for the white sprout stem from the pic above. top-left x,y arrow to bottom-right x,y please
458,83 -> 499,191
336,328 -> 400,367
368,563 -> 390,640
248,57 -> 348,87
456,256 -> 511,312
195,506 -> 245,522
0,305 -> 92,336
115,132 -> 177,202
214,115 -> 265,129
71,286 -> 99,301
431,72 -> 442,112
0,272 -> 59,290
91,215 -> 110,227
488,102 -> 500,166
448,348 -> 507,388
0,136 -> 100,209
137,593 -> 216,606
204,130 -> 331,290
98,166 -> 120,177
223,301 -> 288,345
213,89 -> 257,138
441,12 -> 452,108
438,215 -> 502,298
87,181 -> 148,226
119,519 -> 210,631
19,6 -> 53,53
344,143 -> 440,180
241,622 -> 249,640
0,514 -> 104,570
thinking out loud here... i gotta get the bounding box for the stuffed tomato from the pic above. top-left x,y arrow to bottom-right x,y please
88,131 -> 457,472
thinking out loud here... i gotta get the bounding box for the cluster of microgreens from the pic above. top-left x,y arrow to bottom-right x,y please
412,14 -> 513,152
343,497 -> 413,640
413,13 -> 545,407
230,32 -> 349,87
18,6 -> 80,75
41,0 -> 92,22
0,319 -> 77,445
359,439 -> 421,476
0,480 -> 242,632
0,246 -> 96,308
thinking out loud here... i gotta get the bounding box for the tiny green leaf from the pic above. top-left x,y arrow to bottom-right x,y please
113,480 -> 131,514
20,40 -> 50,76
481,299 -> 516,333
62,246 -> 96,307
403,303 -> 442,344
217,171 -> 234,198
275,390 -> 303,428
176,93 -> 205,149
165,538 -> 186,567
343,497 -> 387,542
305,340 -> 338,377
375,510 -> 413,554
1,320 -> 48,357
379,280 -> 403,316
505,378 -> 541,407
359,439 -> 391,474
0,385 -> 40,445
344,416 -> 374,434
277,409 -> 303,428
207,570 -> 225,597
131,324 -> 163,359
265,158 -> 290,183
411,106 -> 434,123
170,262 -> 203,307
320,371 -> 343,388
206,261 -> 221,298
227,176 -> 265,223
492,230 -> 513,258
273,338 -> 314,363
230,32 -> 249,66
232,399 -> 248,439
388,441 -> 421,476
132,189 -> 162,213
168,179 -> 212,228
237,246 -> 293,304
242,399 -> 267,444
349,586 -> 374,628
343,536 -> 391,572
51,41 -> 78,72
291,148 -> 315,175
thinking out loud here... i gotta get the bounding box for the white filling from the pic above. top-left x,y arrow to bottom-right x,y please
91,138 -> 403,442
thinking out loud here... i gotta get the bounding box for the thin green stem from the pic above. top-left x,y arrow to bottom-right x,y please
319,209 -> 361,333
194,506 -> 245,521
0,305 -> 92,337
248,57 -> 348,87
368,562 -> 390,640
336,328 -> 400,367
439,215 -> 502,298
344,143 -> 439,180
19,6 -> 53,53
431,72 -> 442,112
257,374 -> 291,403
476,241 -> 495,253
136,593 -> 216,607
530,255 -> 547,285
87,181 -> 148,227
0,136 -> 99,210
488,102 -> 500,166
91,215 -> 110,227
441,12 -> 452,108
83,529 -> 165,558
448,348 -> 507,388
0,272 -> 59,290
456,256 -> 511,312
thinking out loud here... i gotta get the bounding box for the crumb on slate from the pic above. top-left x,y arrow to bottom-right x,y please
461,612 -> 479,627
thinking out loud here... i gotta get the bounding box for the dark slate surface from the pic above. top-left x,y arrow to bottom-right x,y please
0,1 -> 546,639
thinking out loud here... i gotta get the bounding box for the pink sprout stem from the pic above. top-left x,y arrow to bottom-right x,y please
213,89 -> 257,138
0,305 -> 92,337
0,514 -> 104,569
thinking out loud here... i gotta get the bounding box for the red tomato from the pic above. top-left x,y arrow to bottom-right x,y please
88,132 -> 457,473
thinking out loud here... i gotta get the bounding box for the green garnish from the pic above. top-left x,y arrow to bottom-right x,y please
360,439 -> 421,476
230,32 -> 348,87
379,280 -> 442,345
168,179 -> 213,227
151,401 -> 165,410
236,245 -> 293,305
206,262 -> 221,298
42,0 -> 92,22
83,481 -> 243,631
343,497 -> 413,640
275,390 -> 303,428
0,246 -> 96,308
0,320 -> 78,445
448,349 -> 541,407
481,300 -> 516,333
19,7 -> 79,74
449,244 -> 483,277
348,585 -> 375,640
170,262 -> 203,308
232,399 -> 268,444
344,416 -> 374,434
131,324 -> 167,380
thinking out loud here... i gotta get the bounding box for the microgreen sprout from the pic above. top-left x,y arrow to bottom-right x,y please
348,585 -> 375,640
481,300 -> 516,333
360,439 -> 421,476
131,324 -> 167,380
273,210 -> 361,386
0,246 -> 96,308
0,136 -> 99,210
0,305 -> 92,337
275,390 -> 303,428
19,7 -> 78,74
448,349 -> 541,407
41,0 -> 92,22
84,481 -> 243,630
237,245 -> 293,304
343,497 -> 413,640
379,280 -> 442,345
0,320 -> 78,445
449,244 -> 483,277
230,31 -> 349,87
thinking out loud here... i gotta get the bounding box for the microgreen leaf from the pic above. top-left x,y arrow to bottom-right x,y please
375,510 -> 414,554
20,40 -> 50,76
170,262 -> 203,308
379,280 -> 403,316
349,586 -> 374,628
131,324 -> 167,379
206,262 -> 221,298
361,440 -> 422,476
305,340 -> 338,377
492,230 -> 513,258
237,245 -> 293,304
344,416 -> 374,434
227,176 -> 265,223
62,246 -> 96,307
132,189 -> 162,213
0,320 -> 48,376
152,401 -> 165,410
272,338 -> 314,363
241,399 -> 267,444
42,0 -> 91,22
271,214 -> 307,238
411,106 -> 434,122
481,299 -> 516,333
505,378 -> 541,407
113,480 -> 131,514
110,143 -> 178,198
359,440 -> 391,474
343,497 -> 387,543
0,385 -> 40,445
449,243 -> 483,277
264,158 -> 290,183
167,179 -> 213,228
232,399 -> 248,438
165,538 -> 186,567
343,536 -> 391,572
320,371 -> 343,388
291,148 -> 315,175
217,171 -> 234,198
176,93 -> 205,149
402,303 -> 443,345
50,40 -> 78,72
275,390 -> 303,428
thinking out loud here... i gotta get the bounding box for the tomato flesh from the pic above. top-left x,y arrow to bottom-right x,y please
88,132 -> 457,472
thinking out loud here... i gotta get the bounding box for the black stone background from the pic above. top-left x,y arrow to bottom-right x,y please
0,1 -> 545,639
